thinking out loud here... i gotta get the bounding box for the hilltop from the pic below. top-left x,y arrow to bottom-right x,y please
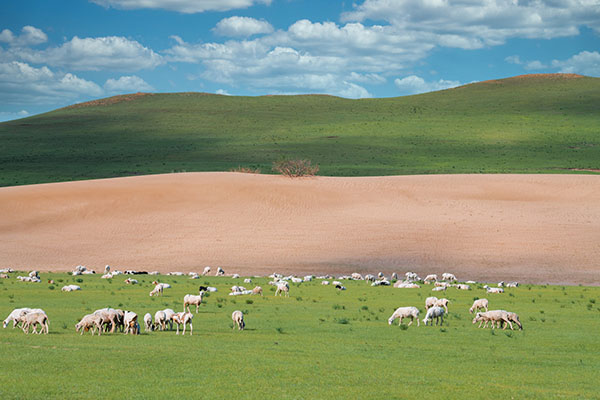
0,73 -> 599,187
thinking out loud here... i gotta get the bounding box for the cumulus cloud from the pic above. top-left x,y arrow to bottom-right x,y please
343,0 -> 600,48
524,60 -> 548,70
91,0 -> 272,13
0,26 -> 47,47
505,55 -> 522,65
213,16 -> 274,37
551,51 -> 600,76
104,75 -> 154,93
394,75 -> 461,95
13,36 -> 163,71
0,110 -> 29,123
0,61 -> 102,105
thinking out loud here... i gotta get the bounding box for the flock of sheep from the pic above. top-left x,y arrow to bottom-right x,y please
1,266 -> 523,337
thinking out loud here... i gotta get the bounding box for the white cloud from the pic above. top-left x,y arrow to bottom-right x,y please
343,0 -> 600,48
0,110 -> 29,122
14,36 -> 163,71
91,0 -> 272,13
104,75 -> 154,93
552,51 -> 600,76
525,60 -> 548,70
394,75 -> 461,95
215,89 -> 231,95
0,26 -> 47,47
213,16 -> 274,37
0,61 -> 102,105
505,55 -> 522,65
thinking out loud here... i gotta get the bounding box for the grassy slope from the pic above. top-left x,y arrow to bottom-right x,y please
0,273 -> 598,399
1,74 -> 599,187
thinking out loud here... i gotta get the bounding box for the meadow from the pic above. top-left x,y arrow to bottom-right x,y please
0,272 -> 598,399
1,74 -> 599,187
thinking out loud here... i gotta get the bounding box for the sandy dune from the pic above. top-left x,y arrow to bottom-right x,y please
1,172 -> 599,284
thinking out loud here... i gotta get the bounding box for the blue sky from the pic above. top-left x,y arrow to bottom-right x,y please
1,0 -> 599,121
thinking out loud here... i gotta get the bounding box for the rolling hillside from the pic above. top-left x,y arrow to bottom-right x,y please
1,73 -> 599,187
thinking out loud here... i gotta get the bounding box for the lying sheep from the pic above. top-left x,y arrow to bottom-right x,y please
321,281 -> 330,285
144,313 -> 153,332
469,298 -> 489,314
76,313 -> 103,336
394,282 -> 420,288
434,298 -> 450,314
61,284 -> 81,292
20,312 -> 49,334
423,306 -> 445,326
432,286 -> 446,292
388,306 -> 420,327
454,284 -> 471,290
232,310 -> 245,331
172,312 -> 193,335
124,278 -> 138,285
484,285 -> 504,294
506,282 -> 519,288
183,293 -> 204,313
244,278 -> 252,284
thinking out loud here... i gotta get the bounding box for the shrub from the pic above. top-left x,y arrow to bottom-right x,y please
272,158 -> 319,177
230,166 -> 261,174
245,299 -> 254,304
48,285 -> 55,290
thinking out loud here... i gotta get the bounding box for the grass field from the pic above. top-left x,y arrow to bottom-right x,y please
1,272 -> 598,399
1,74 -> 599,187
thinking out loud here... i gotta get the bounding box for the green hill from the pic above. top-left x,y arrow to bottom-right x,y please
1,73 -> 599,187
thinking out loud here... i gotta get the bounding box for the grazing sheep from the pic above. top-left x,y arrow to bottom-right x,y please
3,308 -> 45,329
388,307 -> 420,327
434,298 -> 450,313
75,314 -> 103,336
144,313 -> 153,332
435,281 -> 451,288
232,310 -> 245,330
275,282 -> 289,297
442,273 -> 457,282
244,278 -> 252,284
504,311 -> 523,330
61,284 -> 81,292
425,297 -> 438,310
0,268 -> 14,273
93,308 -> 123,333
20,312 -> 49,334
149,284 -> 163,297
183,293 -> 204,313
252,286 -> 263,296
364,274 -> 376,282
123,311 -> 139,335
405,272 -> 420,282
424,274 -> 438,283
469,299 -> 489,314
154,311 -> 167,331
423,306 -> 445,326
351,273 -> 363,280
216,267 -> 225,276
484,285 -> 504,294
378,272 -> 384,279
472,310 -> 512,329
202,266 -> 211,276
172,312 -> 193,335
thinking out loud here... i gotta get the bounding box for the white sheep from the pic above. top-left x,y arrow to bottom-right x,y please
425,296 -> 438,310
3,308 -> 45,329
244,278 -> 252,284
75,313 -> 103,335
61,284 -> 81,292
388,307 -> 420,327
20,312 -> 49,334
275,282 -> 289,297
472,310 -> 511,329
442,272 -> 457,282
393,282 -> 420,288
149,284 -> 163,297
154,310 -> 167,331
143,313 -> 153,332
431,286 -> 446,292
322,280 -> 330,285
216,267 -> 225,276
364,274 -> 376,282
202,266 -> 211,276
172,312 -> 193,335
232,310 -> 245,330
123,311 -> 139,335
423,306 -> 445,326
423,274 -> 438,283
183,293 -> 204,313
484,285 -> 504,294
124,278 -> 138,285
252,286 -> 263,296
351,273 -> 363,280
469,298 -> 489,314
434,298 -> 449,313
405,272 -> 420,281
506,282 -> 519,288
454,284 -> 471,290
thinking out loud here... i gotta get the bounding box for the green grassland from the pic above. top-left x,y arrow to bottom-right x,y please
0,273 -> 598,399
1,74 -> 599,187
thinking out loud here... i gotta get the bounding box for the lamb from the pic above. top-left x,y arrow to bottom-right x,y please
61,284 -> 81,292
484,285 -> 504,294
425,296 -> 438,310
423,306 -> 445,326
434,298 -> 450,313
75,313 -> 103,335
423,274 -> 438,283
20,312 -> 49,334
252,286 -> 263,296
144,313 -> 153,332
172,312 -> 193,335
441,273 -> 457,282
183,293 -> 204,313
3,308 -> 46,329
149,284 -> 163,297
388,307 -> 420,327
232,310 -> 245,330
472,310 -> 512,330
469,298 -> 489,314
123,311 -> 139,335
275,281 -> 289,297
